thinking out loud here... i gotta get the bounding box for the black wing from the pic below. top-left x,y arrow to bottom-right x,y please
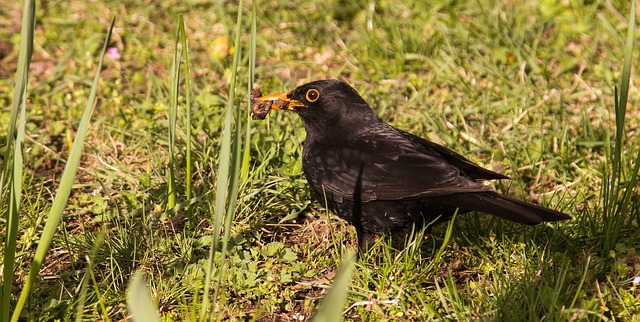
305,126 -> 495,203
396,129 -> 508,181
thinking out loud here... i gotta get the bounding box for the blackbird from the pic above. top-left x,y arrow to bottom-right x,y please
253,79 -> 571,251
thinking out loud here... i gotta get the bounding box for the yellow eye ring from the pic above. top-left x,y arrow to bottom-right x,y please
306,89 -> 320,102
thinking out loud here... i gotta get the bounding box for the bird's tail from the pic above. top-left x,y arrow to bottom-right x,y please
444,192 -> 571,224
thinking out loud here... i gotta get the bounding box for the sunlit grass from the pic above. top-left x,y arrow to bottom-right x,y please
1,0 -> 639,320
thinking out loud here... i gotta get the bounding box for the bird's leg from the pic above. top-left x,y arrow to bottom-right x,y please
353,162 -> 373,254
356,227 -> 376,253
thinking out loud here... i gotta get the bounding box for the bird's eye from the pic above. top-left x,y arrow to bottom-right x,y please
305,89 -> 320,102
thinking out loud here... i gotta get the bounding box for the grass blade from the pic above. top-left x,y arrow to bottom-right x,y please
568,255 -> 590,311
310,252 -> 357,322
210,1 -> 246,319
612,0 -> 635,181
2,82 -> 27,322
167,21 -> 182,210
1,1 -> 34,320
75,231 -> 107,321
602,0 -> 636,256
200,1 -> 245,319
614,0 -> 636,212
241,0 -> 257,180
127,272 -> 160,322
178,15 -> 194,219
10,18 -> 115,321
434,211 -> 457,261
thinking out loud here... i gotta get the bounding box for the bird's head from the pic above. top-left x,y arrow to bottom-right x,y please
254,79 -> 379,138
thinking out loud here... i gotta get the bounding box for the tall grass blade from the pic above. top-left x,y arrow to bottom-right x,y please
602,0 -> 635,255
2,1 -> 34,319
213,1 -> 245,320
310,252 -> 356,322
616,0 -> 640,241
10,18 -> 115,321
167,21 -> 182,210
241,0 -> 257,180
75,231 -> 107,322
178,15 -> 194,218
220,0 -> 249,299
200,1 -> 245,320
615,0 -> 637,213
568,255 -> 590,311
434,211 -> 456,261
612,0 -> 635,181
127,272 -> 160,322
2,83 -> 27,322
88,257 -> 110,320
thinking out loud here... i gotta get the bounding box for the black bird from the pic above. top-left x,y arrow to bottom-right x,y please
253,79 -> 570,251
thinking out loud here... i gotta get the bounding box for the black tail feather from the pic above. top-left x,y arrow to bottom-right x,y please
444,192 -> 571,224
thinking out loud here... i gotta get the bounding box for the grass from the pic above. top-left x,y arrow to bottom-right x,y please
1,0 -> 639,320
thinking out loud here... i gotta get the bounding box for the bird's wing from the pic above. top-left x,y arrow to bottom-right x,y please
396,129 -> 508,181
310,130 -> 494,203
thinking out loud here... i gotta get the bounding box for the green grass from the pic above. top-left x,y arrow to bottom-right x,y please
1,0 -> 640,320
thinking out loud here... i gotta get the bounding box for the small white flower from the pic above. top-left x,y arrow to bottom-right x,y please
633,276 -> 640,285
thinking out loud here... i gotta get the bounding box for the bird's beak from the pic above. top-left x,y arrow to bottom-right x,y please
256,92 -> 305,110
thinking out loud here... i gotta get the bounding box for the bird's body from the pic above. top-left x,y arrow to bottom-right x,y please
253,79 -> 570,251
